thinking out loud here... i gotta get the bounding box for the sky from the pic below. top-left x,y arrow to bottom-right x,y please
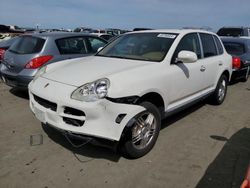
0,0 -> 249,31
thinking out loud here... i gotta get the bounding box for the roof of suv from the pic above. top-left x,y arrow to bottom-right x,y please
220,36 -> 250,43
130,29 -> 216,35
219,27 -> 250,29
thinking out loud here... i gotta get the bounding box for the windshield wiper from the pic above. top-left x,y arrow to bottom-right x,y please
96,54 -> 152,61
107,55 -> 127,59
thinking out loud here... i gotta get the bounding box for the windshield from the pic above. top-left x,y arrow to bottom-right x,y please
96,33 -> 177,62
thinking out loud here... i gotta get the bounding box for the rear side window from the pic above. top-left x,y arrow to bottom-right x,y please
200,33 -> 217,58
217,28 -> 244,37
173,33 -> 202,61
223,42 -> 246,56
213,36 -> 224,55
9,36 -> 45,54
56,37 -> 88,54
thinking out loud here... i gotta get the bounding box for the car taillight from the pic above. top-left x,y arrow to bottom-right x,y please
0,48 -> 6,61
25,55 -> 53,69
232,57 -> 241,69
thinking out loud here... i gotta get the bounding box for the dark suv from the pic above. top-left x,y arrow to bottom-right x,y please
221,37 -> 250,81
217,27 -> 250,37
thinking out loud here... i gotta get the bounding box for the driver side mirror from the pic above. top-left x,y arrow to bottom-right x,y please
176,50 -> 198,63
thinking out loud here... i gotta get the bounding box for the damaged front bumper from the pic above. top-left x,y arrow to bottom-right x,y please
29,77 -> 145,141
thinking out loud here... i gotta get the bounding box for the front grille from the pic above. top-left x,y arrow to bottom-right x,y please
63,107 -> 85,127
33,95 -> 57,111
64,107 -> 85,116
63,117 -> 85,127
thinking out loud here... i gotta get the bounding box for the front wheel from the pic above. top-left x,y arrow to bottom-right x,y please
119,102 -> 161,159
209,74 -> 228,105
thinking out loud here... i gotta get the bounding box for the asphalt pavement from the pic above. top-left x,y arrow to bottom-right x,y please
0,79 -> 249,188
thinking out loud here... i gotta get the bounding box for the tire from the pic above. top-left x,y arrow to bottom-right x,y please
119,102 -> 161,159
209,74 -> 228,105
242,67 -> 249,82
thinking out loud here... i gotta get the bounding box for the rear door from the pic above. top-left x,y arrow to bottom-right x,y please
2,36 -> 45,74
198,33 -> 221,88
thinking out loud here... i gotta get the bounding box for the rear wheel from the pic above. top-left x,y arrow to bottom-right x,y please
209,74 -> 228,105
242,66 -> 249,82
120,102 -> 161,159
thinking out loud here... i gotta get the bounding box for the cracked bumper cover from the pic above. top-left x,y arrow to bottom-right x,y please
28,77 -> 145,141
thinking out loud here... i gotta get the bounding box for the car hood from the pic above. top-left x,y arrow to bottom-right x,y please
42,56 -> 151,87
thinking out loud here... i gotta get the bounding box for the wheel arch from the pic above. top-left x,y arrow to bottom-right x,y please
136,92 -> 165,119
222,70 -> 230,82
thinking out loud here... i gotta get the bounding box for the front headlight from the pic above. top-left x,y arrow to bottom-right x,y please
71,78 -> 110,102
33,66 -> 47,81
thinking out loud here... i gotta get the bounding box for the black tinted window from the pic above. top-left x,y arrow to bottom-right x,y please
223,42 -> 246,56
200,33 -> 217,58
217,28 -> 244,37
9,36 -> 45,54
173,33 -> 201,61
213,36 -> 224,55
56,37 -> 88,54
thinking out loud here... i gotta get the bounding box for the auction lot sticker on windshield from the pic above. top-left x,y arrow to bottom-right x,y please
157,34 -> 176,39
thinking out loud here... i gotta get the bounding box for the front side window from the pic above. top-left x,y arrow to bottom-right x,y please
200,33 -> 217,58
9,36 -> 45,54
97,33 -> 177,62
56,37 -> 88,54
172,33 -> 201,62
223,42 -> 246,56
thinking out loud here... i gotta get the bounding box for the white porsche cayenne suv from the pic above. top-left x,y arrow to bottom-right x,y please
28,29 -> 232,158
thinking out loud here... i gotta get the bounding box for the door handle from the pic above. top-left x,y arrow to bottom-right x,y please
200,65 -> 206,72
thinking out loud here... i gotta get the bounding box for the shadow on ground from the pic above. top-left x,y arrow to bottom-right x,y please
161,100 -> 206,130
41,100 -> 206,162
9,88 -> 29,100
195,128 -> 250,188
42,124 -> 121,162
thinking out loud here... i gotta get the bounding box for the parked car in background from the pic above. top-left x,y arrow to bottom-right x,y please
90,33 -> 115,41
0,24 -> 24,42
106,28 -> 129,36
217,27 -> 250,37
28,29 -> 232,158
221,37 -> 250,81
0,37 -> 18,64
133,28 -> 153,31
0,32 -> 107,89
73,27 -> 93,33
